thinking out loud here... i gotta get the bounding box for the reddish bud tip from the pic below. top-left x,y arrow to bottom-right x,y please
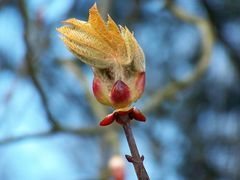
100,113 -> 116,126
111,80 -> 131,108
131,108 -> 146,122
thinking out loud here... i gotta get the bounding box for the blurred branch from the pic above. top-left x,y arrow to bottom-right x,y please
143,0 -> 214,113
18,0 -> 60,130
1,7 -> 121,178
201,0 -> 240,74
0,127 -> 104,146
0,0 -> 110,149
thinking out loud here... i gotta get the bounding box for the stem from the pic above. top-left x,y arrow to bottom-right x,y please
122,121 -> 149,180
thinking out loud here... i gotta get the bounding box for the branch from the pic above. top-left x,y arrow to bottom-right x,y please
0,127 -> 104,146
143,0 -> 214,113
122,121 -> 149,179
113,114 -> 149,179
18,0 -> 60,130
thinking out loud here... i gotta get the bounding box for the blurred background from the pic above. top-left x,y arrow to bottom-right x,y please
0,0 -> 240,179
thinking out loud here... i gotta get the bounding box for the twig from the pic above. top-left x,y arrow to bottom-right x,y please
123,122 -> 149,180
143,0 -> 214,113
119,115 -> 149,179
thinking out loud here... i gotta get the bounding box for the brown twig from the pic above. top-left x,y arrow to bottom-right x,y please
120,115 -> 149,179
123,122 -> 149,179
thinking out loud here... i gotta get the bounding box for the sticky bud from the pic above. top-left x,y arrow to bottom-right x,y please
57,3 -> 145,111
